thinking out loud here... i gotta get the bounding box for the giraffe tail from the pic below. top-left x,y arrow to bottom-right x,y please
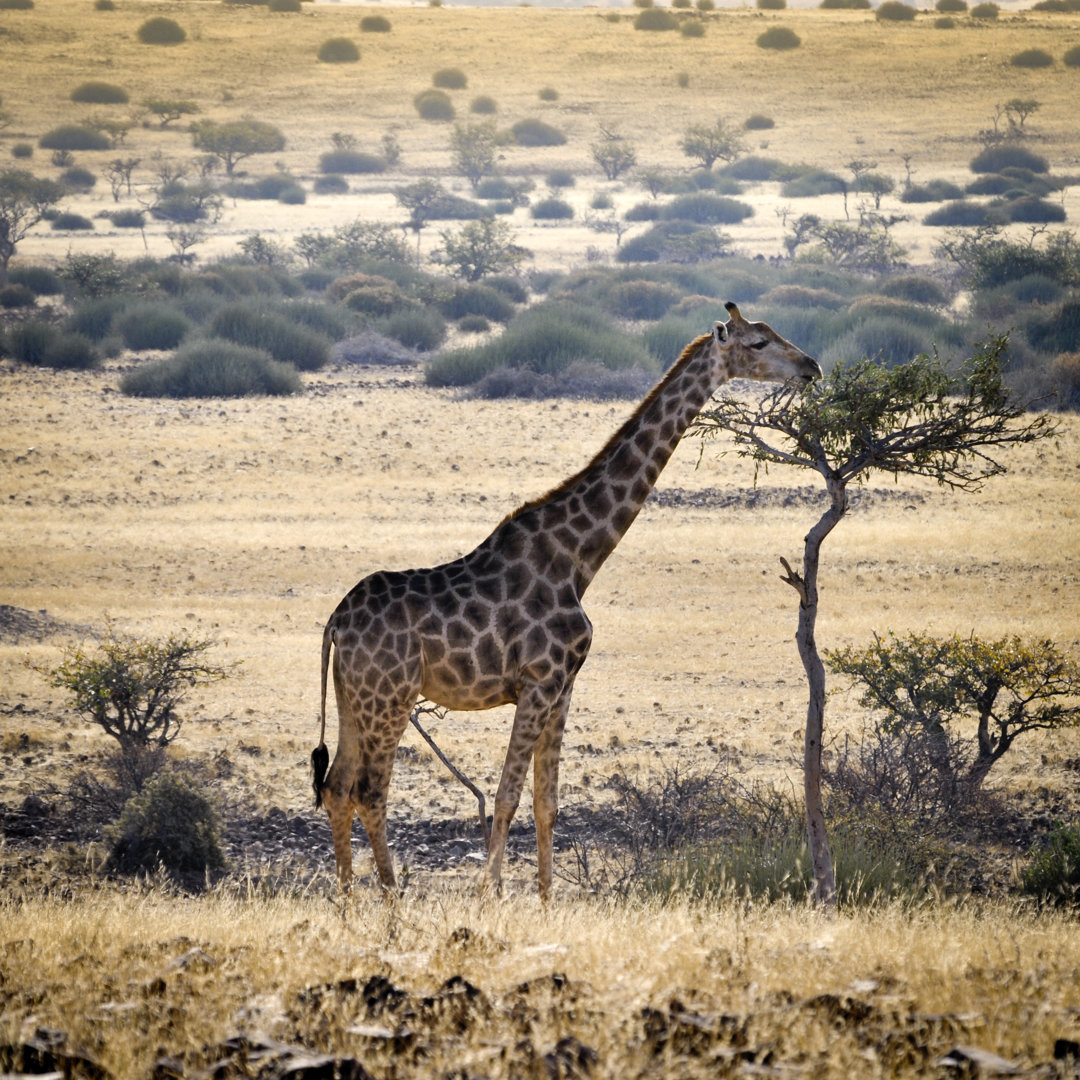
312,618 -> 333,809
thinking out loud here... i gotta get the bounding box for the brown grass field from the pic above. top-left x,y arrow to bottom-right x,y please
3,1 -> 1080,1076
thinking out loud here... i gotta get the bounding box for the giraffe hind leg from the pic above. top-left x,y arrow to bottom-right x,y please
533,696 -> 571,903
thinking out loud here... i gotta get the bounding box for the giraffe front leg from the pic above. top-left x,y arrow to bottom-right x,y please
533,696 -> 571,903
321,785 -> 356,890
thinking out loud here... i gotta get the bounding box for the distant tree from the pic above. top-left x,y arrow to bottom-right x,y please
104,157 -> 140,202
396,178 -> 448,263
450,121 -> 497,191
636,167 -> 671,198
592,138 -> 638,181
854,171 -> 896,210
190,119 -> 285,175
436,217 -> 529,281
692,336 -> 1055,906
0,169 -> 65,285
143,98 -> 200,128
1004,97 -> 1041,130
679,117 -> 746,170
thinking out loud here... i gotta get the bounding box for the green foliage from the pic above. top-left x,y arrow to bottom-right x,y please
39,125 -> 111,152
318,149 -> 386,174
142,98 -> 200,127
121,340 -> 301,397
375,307 -> 447,352
511,118 -> 567,147
65,295 -> 126,340
71,81 -> 129,104
538,86 -> 559,101
435,217 -> 528,281
269,0 -> 302,11
451,121 -> 498,190
116,302 -> 192,352
875,273 -> 950,306
313,174 -> 349,195
900,178 -> 964,202
433,67 -> 468,89
780,167 -> 845,197
680,117 -> 746,170
934,16 -> 956,27
923,200 -> 994,227
1027,297 -> 1080,354
457,314 -> 490,334
210,302 -> 330,370
634,7 -> 678,29
191,119 -> 286,175
137,16 -> 186,44
9,323 -> 99,368
51,212 -> 94,231
936,0 -> 967,10
61,166 -> 96,191
470,95 -> 498,115
106,772 -> 225,880
1011,47 -> 1054,68
970,0 -> 998,12
0,282 -> 35,308
757,25 -> 801,47
360,14 -> 391,31
414,89 -> 455,121
438,283 -> 516,322
758,0 -> 787,8
661,192 -> 753,224
11,143 -> 33,159
592,140 -> 638,181
876,1 -> 917,18
1066,45 -> 1080,67
936,227 -> 1080,289
531,196 -> 574,220
318,37 -> 360,62
744,113 -> 775,131
0,0 -> 34,7
602,279 -> 681,320
820,0 -> 871,7
617,220 -> 733,264
1022,825 -> 1080,906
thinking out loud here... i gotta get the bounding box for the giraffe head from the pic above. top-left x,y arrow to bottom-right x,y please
710,301 -> 822,384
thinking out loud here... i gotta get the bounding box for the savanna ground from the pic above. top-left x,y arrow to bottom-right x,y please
3,1 -> 1080,1076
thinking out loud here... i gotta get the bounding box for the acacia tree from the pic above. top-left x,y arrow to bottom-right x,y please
435,217 -> 529,281
450,121 -> 497,191
679,117 -> 745,171
190,118 -> 285,175
692,336 -> 1055,906
0,169 -> 65,284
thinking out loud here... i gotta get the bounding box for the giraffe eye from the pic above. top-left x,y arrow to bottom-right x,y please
749,340 -> 769,350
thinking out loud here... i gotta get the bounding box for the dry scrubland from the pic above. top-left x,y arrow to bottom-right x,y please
3,1 -> 1080,1076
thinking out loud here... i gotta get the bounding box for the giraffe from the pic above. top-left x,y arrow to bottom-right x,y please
312,302 -> 821,899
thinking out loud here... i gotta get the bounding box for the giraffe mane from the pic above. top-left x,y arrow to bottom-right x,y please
502,331 -> 714,523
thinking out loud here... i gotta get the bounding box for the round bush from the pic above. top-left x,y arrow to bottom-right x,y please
936,0 -> 967,10
697,0 -> 715,9
318,37 -> 360,63
1065,45 -> 1080,67
61,165 -> 96,191
1005,196 -> 1066,224
269,0 -> 303,10
1011,48 -> 1053,68
8,321 -> 57,365
51,212 -> 94,231
876,274 -> 950,306
122,341 -> 301,398
71,81 -> 129,104
376,308 -> 447,351
10,265 -> 63,295
211,304 -> 330,370
414,89 -> 455,121
634,8 -> 678,29
66,296 -> 126,341
95,0 -> 116,8
538,86 -> 559,101
511,118 -> 566,147
1022,825 -> 1080,906
39,124 -> 111,151
318,149 -> 386,174
137,17 -> 186,44
12,143 -> 33,159
757,26 -> 801,48
969,1 -> 998,15
876,1 -> 917,18
900,178 -> 964,202
117,303 -> 192,351
531,197 -> 574,220
681,20 -> 706,36
0,283 -> 36,309
934,17 -> 956,27
744,114 -> 775,131
313,174 -> 350,194
110,209 -> 146,228
758,0 -> 787,7
546,168 -> 575,189
662,192 -> 754,224
604,279 -> 681,320
433,67 -> 468,89
673,0 -> 692,7
471,95 -> 498,115
970,144 -> 1049,174
360,13 -> 391,30
439,283 -> 516,322
922,200 -> 994,227
591,192 -> 614,210
0,0 -> 34,8
458,314 -> 490,333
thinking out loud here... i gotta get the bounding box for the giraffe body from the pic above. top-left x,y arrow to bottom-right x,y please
313,303 -> 820,898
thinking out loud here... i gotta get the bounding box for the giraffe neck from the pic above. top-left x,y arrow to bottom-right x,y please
498,333 -> 723,594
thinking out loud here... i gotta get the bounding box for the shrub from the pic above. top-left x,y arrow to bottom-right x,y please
414,89 -> 455,122
106,772 -> 225,880
39,125 -> 111,151
96,0 -> 116,8
360,14 -> 391,31
471,95 -> 498,115
10,265 -> 63,295
531,197 -> 574,220
744,113 -> 775,131
433,67 -> 468,89
754,25 -> 801,51
458,314 -> 490,333
1004,195 -> 1065,224
485,275 -> 529,304
634,7 -> 677,27
65,296 -> 126,340
318,37 -> 360,62
51,212 -> 95,231
969,1 -> 998,14
71,80 -> 129,104
618,221 -> 732,264
696,0 -> 715,8
8,321 -> 58,365
439,283 -> 516,322
721,155 -> 784,181
546,168 -> 576,189
1028,298 -> 1080,353
0,283 -> 36,309
0,0 -> 34,7
681,20 -> 706,36
662,192 -> 754,224
970,145 -> 1049,175
318,149 -> 386,174
900,178 -> 964,202
1066,45 -> 1080,67
759,284 -> 848,309
137,16 -> 186,44
591,192 -> 614,210
876,273 -> 950,306
211,304 -> 330,370
61,166 -> 96,191
820,0 -> 871,7
117,303 -> 192,351
625,201 -> 662,222
603,279 -> 681,320
876,0 -> 917,17
1011,48 -> 1054,68
780,168 -> 845,197
511,118 -> 567,147
936,0 -> 967,9
12,143 -> 33,159
1022,825 -> 1080,906
29,330 -> 100,370
934,16 -> 956,26
122,341 -> 301,397
375,307 -> 447,351
758,0 -> 786,7
313,174 -> 350,195
538,86 -> 559,101
269,0 -> 302,10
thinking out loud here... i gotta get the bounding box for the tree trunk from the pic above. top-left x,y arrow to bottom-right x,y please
782,472 -> 847,908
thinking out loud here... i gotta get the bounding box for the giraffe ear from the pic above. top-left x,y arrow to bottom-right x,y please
713,321 -> 729,345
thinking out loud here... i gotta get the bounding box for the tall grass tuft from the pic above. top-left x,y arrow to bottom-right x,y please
116,303 -> 193,352
121,341 -> 301,398
210,303 -> 331,370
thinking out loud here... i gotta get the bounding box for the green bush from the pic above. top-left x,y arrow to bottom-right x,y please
414,89 -> 455,121
106,772 -> 225,879
121,340 -> 301,397
1022,824 -> 1080,906
511,118 -> 567,147
1028,298 -> 1080,353
66,296 -> 127,340
43,332 -> 101,370
95,0 -> 116,8
269,0 -> 302,10
923,200 -> 995,227
969,1 -> 998,15
318,37 -> 360,62
61,166 -> 96,191
826,314 -> 930,367
8,321 -> 58,365
476,176 -> 520,200
71,80 -> 129,104
634,7 -> 678,28
0,283 -> 36,309
780,168 -> 845,197
617,221 -> 732,264
546,168 -> 576,189
758,0 -> 786,7
900,178 -> 964,202
721,155 -> 784,181
313,174 -> 350,194
39,125 -> 111,152
876,273 -> 950,306
375,307 -> 447,351
538,86 -> 559,101
12,143 -> 33,159
759,283 -> 848,309
470,95 -> 498,115
603,279 -> 681,320
485,275 -> 529,304
1066,45 -> 1080,66
661,192 -> 754,224
876,0 -> 917,18
439,283 -> 516,322
681,20 -> 706,36
318,149 -> 386,174
117,303 -> 192,351
282,299 -> 349,341
820,0 -> 871,7
51,212 -> 95,231
1011,48 -> 1053,67
744,114 -> 775,131
137,16 -> 186,44
1005,195 -> 1066,224
696,0 -> 715,8
360,14 -> 391,31
757,25 -> 801,47
0,0 -> 34,8
10,265 -> 63,295
433,67 -> 467,89
211,304 -> 330,370
936,0 -> 967,9
934,16 -> 956,27
531,197 -> 574,220
457,314 -> 490,333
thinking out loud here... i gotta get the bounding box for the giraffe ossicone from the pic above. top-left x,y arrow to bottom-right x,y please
312,301 -> 820,898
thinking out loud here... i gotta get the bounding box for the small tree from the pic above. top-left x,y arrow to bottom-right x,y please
436,217 -> 529,281
0,169 -> 65,284
592,138 -> 638,181
692,337 -> 1055,906
679,117 -> 746,171
104,157 -> 140,202
450,121 -> 497,191
396,177 -> 447,264
143,98 -> 200,128
827,633 -> 1080,793
1003,97 -> 1041,131
190,119 -> 285,176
